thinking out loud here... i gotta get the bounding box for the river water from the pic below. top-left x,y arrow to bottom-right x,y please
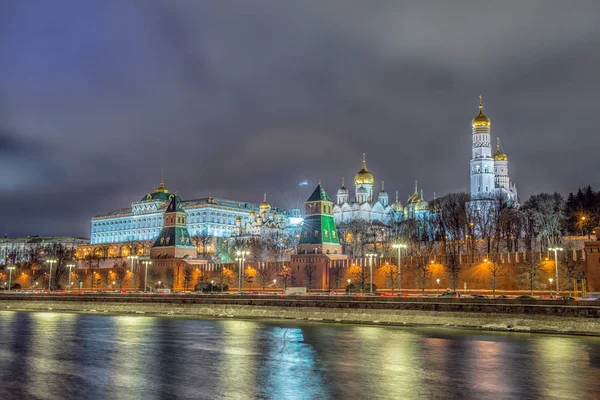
0,312 -> 598,400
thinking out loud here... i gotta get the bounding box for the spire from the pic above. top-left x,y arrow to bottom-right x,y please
420,189 -> 424,200
161,166 -> 164,185
395,190 -> 399,202
341,177 -> 345,187
414,180 -> 418,194
381,181 -> 384,191
479,94 -> 483,111
496,137 -> 501,151
263,193 -> 267,202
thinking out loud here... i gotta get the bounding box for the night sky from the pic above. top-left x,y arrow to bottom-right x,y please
1,1 -> 599,238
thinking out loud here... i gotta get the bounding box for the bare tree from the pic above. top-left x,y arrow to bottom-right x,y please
304,263 -> 317,293
191,230 -> 212,258
182,265 -> 194,292
379,262 -> 398,293
113,260 -> 128,290
329,262 -> 345,293
522,193 -> 566,250
516,251 -> 546,295
255,267 -> 273,291
277,265 -> 293,291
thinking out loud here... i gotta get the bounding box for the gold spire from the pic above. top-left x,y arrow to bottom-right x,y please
395,190 -> 399,202
493,136 -> 508,161
381,180 -> 385,191
153,168 -> 169,194
472,95 -> 491,128
354,153 -> 374,185
260,193 -> 270,210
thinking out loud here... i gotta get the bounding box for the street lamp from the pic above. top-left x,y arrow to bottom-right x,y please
548,247 -> 563,297
436,278 -> 441,296
392,243 -> 407,296
66,263 -> 76,292
6,266 -> 15,292
128,255 -> 139,293
141,260 -> 152,293
235,250 -> 249,293
157,280 -> 162,290
549,278 -> 554,298
366,253 -> 377,294
47,258 -> 57,291
211,280 -> 214,293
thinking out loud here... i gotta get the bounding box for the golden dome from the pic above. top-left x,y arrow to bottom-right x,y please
153,180 -> 169,194
235,216 -> 242,223
259,193 -> 270,210
354,153 -> 374,185
493,137 -> 508,161
472,95 -> 491,128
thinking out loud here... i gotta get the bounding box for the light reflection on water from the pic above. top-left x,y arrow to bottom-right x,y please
0,311 -> 599,400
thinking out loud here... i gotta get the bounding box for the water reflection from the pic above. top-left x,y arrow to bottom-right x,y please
0,312 -> 599,400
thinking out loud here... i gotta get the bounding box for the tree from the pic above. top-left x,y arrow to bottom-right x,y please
182,265 -> 194,292
379,262 -> 398,293
163,267 -> 175,290
212,264 -> 234,292
522,193 -> 566,250
486,258 -> 504,298
516,251 -> 546,295
42,243 -> 77,290
347,263 -> 369,293
82,245 -> 108,290
255,268 -> 273,291
304,263 -> 317,293
277,265 -> 293,291
192,230 -> 212,258
112,261 -> 128,290
329,261 -> 345,293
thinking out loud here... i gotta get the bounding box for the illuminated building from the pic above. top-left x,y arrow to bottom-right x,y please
333,155 -> 431,224
470,96 -> 518,204
90,180 -> 292,244
0,236 -> 88,265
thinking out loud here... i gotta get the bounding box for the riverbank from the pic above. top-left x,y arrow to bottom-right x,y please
1,295 -> 599,336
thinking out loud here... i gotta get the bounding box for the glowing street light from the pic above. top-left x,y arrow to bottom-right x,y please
47,258 -> 57,291
549,278 -> 554,298
6,266 -> 15,292
436,278 -> 441,296
66,262 -> 76,292
235,251 -> 249,293
548,247 -> 563,296
128,255 -> 139,293
366,253 -> 378,294
141,259 -> 152,293
392,244 -> 407,296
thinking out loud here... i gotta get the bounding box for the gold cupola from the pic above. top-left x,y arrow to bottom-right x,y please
354,153 -> 374,185
472,95 -> 491,128
259,193 -> 271,211
493,137 -> 508,161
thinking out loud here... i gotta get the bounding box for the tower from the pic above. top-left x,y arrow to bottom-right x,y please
493,137 -> 509,191
336,177 -> 349,205
470,96 -> 496,199
151,194 -> 196,259
354,153 -> 374,203
291,182 -> 347,291
297,183 -> 341,255
378,181 -> 389,207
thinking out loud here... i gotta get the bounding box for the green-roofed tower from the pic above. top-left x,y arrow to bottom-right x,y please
298,183 -> 341,254
150,194 -> 196,259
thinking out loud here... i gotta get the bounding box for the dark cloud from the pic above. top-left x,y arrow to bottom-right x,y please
1,0 -> 599,237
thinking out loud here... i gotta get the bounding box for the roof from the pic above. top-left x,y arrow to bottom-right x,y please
0,236 -> 90,245
165,195 -> 184,213
93,196 -> 286,219
307,184 -> 332,203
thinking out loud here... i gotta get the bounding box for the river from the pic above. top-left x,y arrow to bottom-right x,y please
0,312 -> 598,400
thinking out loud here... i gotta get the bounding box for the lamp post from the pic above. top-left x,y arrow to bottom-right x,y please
66,263 -> 75,292
436,278 -> 441,296
211,280 -> 214,294
7,266 -> 15,292
236,251 -> 248,294
549,278 -> 553,298
157,281 -> 162,290
548,247 -> 563,297
366,253 -> 377,294
273,279 -> 277,293
47,258 -> 57,291
128,255 -> 138,293
141,260 -> 152,293
392,244 -> 407,296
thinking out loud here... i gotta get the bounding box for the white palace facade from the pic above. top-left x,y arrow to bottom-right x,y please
90,181 -> 289,245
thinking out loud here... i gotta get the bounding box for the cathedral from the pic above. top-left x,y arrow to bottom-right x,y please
469,96 -> 518,204
332,155 -> 431,225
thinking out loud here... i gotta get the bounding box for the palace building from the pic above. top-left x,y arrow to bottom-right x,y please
90,180 -> 290,245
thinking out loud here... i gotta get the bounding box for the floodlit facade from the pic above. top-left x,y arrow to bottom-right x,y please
90,180 -> 291,244
469,96 -> 518,204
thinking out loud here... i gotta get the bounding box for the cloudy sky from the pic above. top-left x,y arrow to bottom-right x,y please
1,0 -> 599,237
